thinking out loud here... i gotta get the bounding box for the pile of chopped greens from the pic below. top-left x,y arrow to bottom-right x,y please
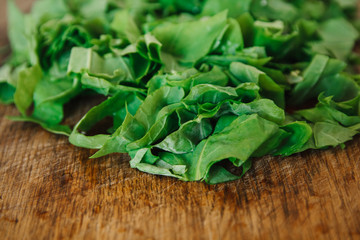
1,0 -> 360,184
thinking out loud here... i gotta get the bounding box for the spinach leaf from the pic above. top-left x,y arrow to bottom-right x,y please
153,11 -> 228,66
3,0 -> 360,184
14,65 -> 43,115
186,114 -> 278,181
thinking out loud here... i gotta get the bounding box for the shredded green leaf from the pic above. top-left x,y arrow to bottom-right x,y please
1,0 -> 360,184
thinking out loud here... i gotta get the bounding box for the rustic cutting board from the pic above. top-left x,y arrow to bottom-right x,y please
1,1 -> 360,240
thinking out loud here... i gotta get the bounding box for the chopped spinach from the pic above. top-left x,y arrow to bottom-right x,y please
1,0 -> 359,184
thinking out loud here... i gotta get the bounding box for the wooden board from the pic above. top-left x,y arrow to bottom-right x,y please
1,1 -> 360,239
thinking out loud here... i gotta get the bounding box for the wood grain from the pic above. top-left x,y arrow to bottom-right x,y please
1,1 -> 360,240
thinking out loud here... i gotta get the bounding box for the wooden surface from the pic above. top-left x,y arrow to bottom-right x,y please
1,1 -> 360,240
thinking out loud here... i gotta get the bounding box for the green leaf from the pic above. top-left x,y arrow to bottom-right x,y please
0,83 -> 16,104
274,122 -> 313,156
183,84 -> 238,105
31,76 -> 82,125
253,20 -> 299,58
147,66 -> 229,93
205,161 -> 252,184
7,0 -> 28,63
92,86 -> 185,156
229,62 -> 285,107
125,103 -> 182,151
187,114 -> 278,181
30,0 -> 68,24
9,115 -> 71,136
317,18 -> 359,60
202,0 -> 251,18
14,65 -> 43,115
215,18 -> 244,54
231,98 -> 285,125
111,10 -> 141,43
251,0 -> 298,23
314,122 -> 357,148
290,55 -> 329,106
153,11 -> 228,65
155,118 -> 213,154
3,0 -> 360,184
68,47 -> 132,80
69,89 -> 140,149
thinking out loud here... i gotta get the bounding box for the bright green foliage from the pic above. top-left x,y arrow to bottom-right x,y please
1,0 -> 359,184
